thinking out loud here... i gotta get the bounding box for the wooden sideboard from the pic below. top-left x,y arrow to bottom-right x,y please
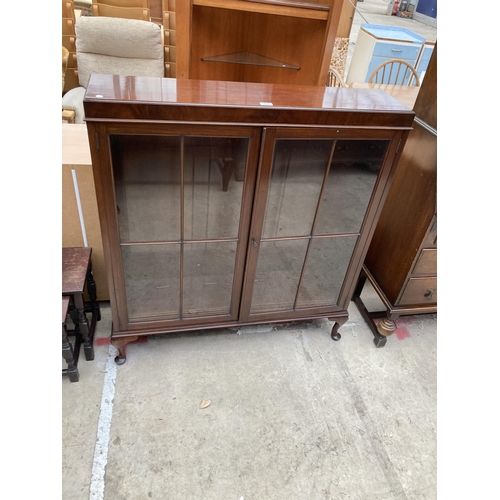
353,43 -> 437,347
83,74 -> 414,363
62,124 -> 109,300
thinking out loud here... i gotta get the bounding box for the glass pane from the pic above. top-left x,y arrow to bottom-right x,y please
111,135 -> 181,242
183,137 -> 248,240
122,244 -> 180,322
314,140 -> 389,235
250,239 -> 309,314
183,242 -> 237,318
296,236 -> 358,309
262,140 -> 333,238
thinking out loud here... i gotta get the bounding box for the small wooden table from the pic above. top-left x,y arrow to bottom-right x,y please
62,247 -> 100,362
349,83 -> 420,110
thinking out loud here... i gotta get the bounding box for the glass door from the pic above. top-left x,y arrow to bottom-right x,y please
240,128 -> 393,321
107,125 -> 260,329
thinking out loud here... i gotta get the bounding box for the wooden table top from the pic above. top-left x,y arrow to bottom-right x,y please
348,83 -> 419,110
62,247 -> 92,295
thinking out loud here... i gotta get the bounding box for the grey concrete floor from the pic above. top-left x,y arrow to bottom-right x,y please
63,282 -> 437,500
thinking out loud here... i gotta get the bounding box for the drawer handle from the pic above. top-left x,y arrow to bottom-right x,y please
391,49 -> 403,52
424,288 -> 435,301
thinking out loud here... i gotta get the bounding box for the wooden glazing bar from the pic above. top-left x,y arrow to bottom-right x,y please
292,140 -> 336,310
179,136 -> 185,319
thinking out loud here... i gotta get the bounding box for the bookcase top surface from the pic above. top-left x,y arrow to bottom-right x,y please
83,74 -> 414,127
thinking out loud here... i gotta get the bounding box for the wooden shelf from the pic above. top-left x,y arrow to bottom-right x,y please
192,0 -> 329,19
201,51 -> 300,69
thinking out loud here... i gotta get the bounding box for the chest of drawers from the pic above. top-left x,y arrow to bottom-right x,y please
346,24 -> 425,85
352,44 -> 437,347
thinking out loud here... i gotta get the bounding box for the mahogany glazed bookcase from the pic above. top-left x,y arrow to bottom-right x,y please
83,74 -> 414,363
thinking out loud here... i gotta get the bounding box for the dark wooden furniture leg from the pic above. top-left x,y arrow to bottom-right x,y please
112,336 -> 138,365
74,293 -> 94,361
352,271 -> 396,348
329,314 -> 348,341
85,260 -> 101,321
62,296 -> 79,382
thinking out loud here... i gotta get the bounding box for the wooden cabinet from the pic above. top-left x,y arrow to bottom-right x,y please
346,24 -> 425,85
353,44 -> 437,347
175,0 -> 343,86
83,73 -> 414,363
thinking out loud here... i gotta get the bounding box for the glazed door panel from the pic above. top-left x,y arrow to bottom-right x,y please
241,129 -> 391,320
107,126 -> 260,329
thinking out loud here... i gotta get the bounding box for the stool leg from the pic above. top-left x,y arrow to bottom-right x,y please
62,321 -> 79,382
74,294 -> 94,361
86,260 -> 101,321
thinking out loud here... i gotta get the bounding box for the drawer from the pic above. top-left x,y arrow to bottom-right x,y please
422,218 -> 437,248
412,249 -> 437,275
373,41 -> 422,60
399,277 -> 437,306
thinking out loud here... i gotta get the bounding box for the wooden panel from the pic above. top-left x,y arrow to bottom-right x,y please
337,0 -> 356,38
190,6 -> 326,85
398,277 -> 436,306
364,118 -> 436,303
412,249 -> 436,276
62,124 -> 109,300
413,42 -> 437,129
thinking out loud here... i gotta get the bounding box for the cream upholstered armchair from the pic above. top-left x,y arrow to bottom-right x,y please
62,16 -> 164,124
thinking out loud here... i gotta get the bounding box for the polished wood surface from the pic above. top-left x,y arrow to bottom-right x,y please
62,247 -> 92,294
176,0 -> 342,86
349,82 -> 419,109
84,74 -> 414,127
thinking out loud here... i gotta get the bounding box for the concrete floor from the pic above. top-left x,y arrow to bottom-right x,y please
63,2 -> 438,499
63,282 -> 437,500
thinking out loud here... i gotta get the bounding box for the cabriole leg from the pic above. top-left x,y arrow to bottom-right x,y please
112,336 -> 139,365
329,315 -> 349,341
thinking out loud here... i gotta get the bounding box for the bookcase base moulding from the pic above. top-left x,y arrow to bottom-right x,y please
83,74 -> 414,364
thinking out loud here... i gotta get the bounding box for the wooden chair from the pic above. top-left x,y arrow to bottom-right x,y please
92,3 -> 150,21
368,59 -> 420,87
326,67 -> 347,88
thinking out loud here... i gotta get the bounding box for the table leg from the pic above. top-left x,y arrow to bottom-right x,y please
62,320 -> 79,382
74,293 -> 94,361
86,259 -> 101,321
